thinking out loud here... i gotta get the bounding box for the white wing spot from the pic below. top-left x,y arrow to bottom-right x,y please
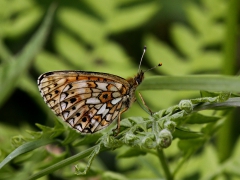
58,78 -> 67,85
68,119 -> 74,126
97,104 -> 107,114
60,102 -> 67,110
102,109 -> 109,118
111,97 -> 122,105
86,97 -> 101,104
92,88 -> 102,93
88,108 -> 97,118
96,82 -> 108,91
63,111 -> 69,119
60,93 -> 67,101
112,92 -> 121,98
76,125 -> 82,131
109,85 -> 118,91
91,119 -> 100,129
106,114 -> 112,121
64,82 -> 89,92
92,92 -> 100,97
77,88 -> 88,93
95,104 -> 102,109
63,84 -> 72,92
115,83 -> 122,90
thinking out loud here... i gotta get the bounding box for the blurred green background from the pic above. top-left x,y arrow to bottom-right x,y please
0,0 -> 240,179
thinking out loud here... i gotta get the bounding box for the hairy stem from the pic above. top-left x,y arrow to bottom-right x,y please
157,148 -> 173,180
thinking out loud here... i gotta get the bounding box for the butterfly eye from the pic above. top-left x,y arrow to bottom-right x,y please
136,78 -> 142,85
135,71 -> 144,85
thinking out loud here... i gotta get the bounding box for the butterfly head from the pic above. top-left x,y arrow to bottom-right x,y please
134,70 -> 144,85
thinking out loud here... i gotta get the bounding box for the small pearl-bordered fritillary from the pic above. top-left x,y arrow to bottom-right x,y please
37,47 -> 161,134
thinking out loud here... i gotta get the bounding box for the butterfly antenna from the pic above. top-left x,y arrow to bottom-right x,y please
144,63 -> 162,73
138,46 -> 147,73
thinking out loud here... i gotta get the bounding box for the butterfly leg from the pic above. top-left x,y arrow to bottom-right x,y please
138,92 -> 153,116
112,107 -> 128,136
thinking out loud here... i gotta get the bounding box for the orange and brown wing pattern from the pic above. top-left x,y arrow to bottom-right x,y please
37,71 -> 130,133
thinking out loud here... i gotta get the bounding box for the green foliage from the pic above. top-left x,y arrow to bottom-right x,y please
0,0 -> 240,180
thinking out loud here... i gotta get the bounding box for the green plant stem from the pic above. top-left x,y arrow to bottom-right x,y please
172,150 -> 192,177
221,1 -> 239,75
193,98 -> 240,111
0,39 -> 13,63
157,148 -> 173,180
28,145 -> 109,180
217,0 -> 240,162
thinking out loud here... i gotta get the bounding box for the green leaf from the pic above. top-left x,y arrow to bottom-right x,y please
117,147 -> 146,158
138,75 -> 240,92
178,138 -> 205,151
173,128 -> 203,139
75,144 -> 101,175
107,2 -> 160,33
185,3 -> 208,34
74,162 -> 100,176
84,0 -> 115,19
225,160 -> 240,177
126,117 -> 148,132
53,29 -> 89,68
171,23 -> 200,58
184,113 -> 221,124
203,23 -> 225,44
189,52 -> 221,72
223,138 -> 240,177
3,7 -> 43,38
61,127 -> 83,146
73,133 -> 102,147
200,91 -> 224,98
34,51 -> 73,73
0,138 -> 55,169
119,118 -> 133,128
0,4 -> 56,107
102,171 -> 128,180
201,119 -> 224,135
57,8 -> 105,45
35,122 -> 65,139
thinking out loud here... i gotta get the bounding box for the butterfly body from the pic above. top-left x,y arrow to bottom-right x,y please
38,70 -> 144,134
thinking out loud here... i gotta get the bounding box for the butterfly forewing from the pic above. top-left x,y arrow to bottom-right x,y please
37,71 -> 131,133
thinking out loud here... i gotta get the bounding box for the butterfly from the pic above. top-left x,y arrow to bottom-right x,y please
37,46 -> 161,135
